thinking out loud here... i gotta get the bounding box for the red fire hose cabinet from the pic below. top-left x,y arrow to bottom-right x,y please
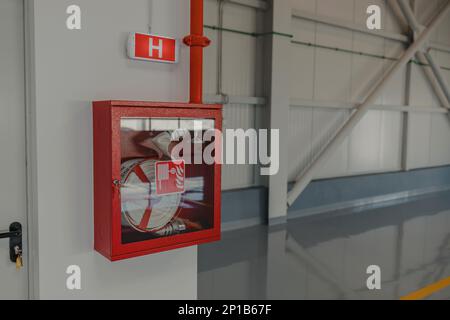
93,101 -> 222,261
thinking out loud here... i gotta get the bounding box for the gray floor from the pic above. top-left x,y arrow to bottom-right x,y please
198,191 -> 450,300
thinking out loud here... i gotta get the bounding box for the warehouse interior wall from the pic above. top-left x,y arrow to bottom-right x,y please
205,0 -> 450,227
26,0 -> 197,299
288,0 -> 450,178
21,0 -> 450,298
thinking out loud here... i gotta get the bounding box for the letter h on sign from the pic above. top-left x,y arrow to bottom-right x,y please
150,38 -> 163,59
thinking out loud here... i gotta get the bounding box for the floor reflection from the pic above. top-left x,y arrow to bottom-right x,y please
198,191 -> 450,300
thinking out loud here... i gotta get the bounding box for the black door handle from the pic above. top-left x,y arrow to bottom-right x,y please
0,222 -> 22,263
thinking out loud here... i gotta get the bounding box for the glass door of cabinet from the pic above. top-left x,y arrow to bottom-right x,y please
119,117 -> 216,244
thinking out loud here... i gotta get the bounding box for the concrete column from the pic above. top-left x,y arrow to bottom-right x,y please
265,0 -> 291,225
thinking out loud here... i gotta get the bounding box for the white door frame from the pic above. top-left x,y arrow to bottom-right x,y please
24,0 -> 39,299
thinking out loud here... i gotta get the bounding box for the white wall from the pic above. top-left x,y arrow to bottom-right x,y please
27,0 -> 197,299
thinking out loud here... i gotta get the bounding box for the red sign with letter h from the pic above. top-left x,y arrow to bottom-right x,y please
128,33 -> 179,64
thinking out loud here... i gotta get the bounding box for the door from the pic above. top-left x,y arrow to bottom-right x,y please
0,0 -> 28,299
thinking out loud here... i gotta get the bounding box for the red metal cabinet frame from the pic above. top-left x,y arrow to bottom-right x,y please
93,101 -> 222,261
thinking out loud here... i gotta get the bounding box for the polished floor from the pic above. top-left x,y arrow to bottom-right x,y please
198,191 -> 450,300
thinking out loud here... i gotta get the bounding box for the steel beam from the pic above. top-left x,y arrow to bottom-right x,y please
205,94 -> 266,105
397,0 -> 423,32
423,52 -> 450,106
292,9 -> 409,43
287,1 -> 450,207
228,0 -> 268,10
388,0 -> 415,172
289,98 -> 448,114
414,51 -> 450,109
402,59 -> 413,171
207,0 -> 268,11
430,42 -> 450,55
386,0 -> 410,33
397,0 -> 450,108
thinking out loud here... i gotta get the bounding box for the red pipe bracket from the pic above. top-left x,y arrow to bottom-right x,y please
183,35 -> 211,48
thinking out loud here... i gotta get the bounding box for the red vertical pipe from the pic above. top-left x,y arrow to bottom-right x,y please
190,0 -> 203,104
184,0 -> 210,104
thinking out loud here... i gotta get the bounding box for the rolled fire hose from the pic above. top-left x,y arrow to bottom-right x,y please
121,158 -> 185,235
120,131 -> 206,235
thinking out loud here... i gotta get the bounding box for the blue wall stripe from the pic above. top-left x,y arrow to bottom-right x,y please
221,166 -> 450,224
